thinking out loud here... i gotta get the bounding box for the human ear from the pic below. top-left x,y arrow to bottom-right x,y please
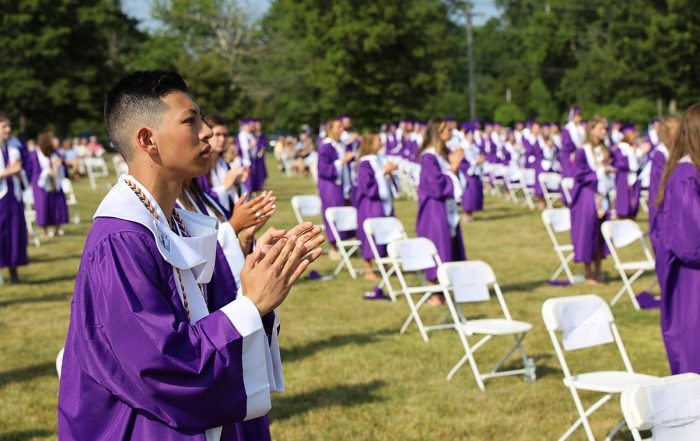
136,127 -> 159,157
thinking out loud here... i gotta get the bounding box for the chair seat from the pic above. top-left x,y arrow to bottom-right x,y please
555,244 -> 574,252
565,371 -> 657,394
339,239 -> 361,247
618,261 -> 655,271
462,319 -> 532,336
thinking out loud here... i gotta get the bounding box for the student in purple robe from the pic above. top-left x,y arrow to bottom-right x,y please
610,125 -> 650,219
523,122 -> 546,203
58,71 -> 324,441
317,117 -> 354,260
29,131 -> 69,239
653,103 -> 700,375
237,119 -> 258,192
252,119 -> 268,191
560,107 -> 584,178
355,131 -> 397,280
459,132 -> 485,222
569,116 -> 613,285
648,116 -> 681,244
416,118 -> 467,303
0,113 -> 28,283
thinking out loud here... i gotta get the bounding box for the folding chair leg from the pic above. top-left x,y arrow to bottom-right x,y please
399,291 -> 431,342
610,269 -> 642,310
558,392 -> 611,441
604,418 -> 627,441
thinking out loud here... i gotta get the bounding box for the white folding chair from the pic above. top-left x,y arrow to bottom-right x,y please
325,206 -> 361,279
542,295 -> 658,441
22,188 -> 41,248
85,157 -> 110,190
112,155 -> 129,179
539,172 -> 563,210
290,195 -> 323,226
506,168 -> 536,209
561,177 -> 574,206
387,238 -> 453,342
363,217 -> 408,301
56,347 -> 64,378
438,261 -> 533,391
541,208 -> 578,285
621,373 -> 700,441
61,178 -> 81,224
638,189 -> 649,214
601,220 -> 655,310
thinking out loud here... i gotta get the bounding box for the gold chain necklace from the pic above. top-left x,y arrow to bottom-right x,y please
124,179 -> 208,322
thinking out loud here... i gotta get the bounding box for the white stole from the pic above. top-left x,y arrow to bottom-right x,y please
360,155 -> 393,216
37,150 -> 65,192
423,148 -> 461,237
0,144 -> 22,202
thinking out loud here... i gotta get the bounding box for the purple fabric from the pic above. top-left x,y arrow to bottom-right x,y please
459,161 -> 483,212
654,163 -> 700,374
416,153 -> 466,281
316,141 -> 349,243
523,137 -> 545,196
355,160 -> 393,260
610,147 -> 641,218
648,149 -> 667,242
569,149 -> 609,263
0,145 -> 28,268
29,152 -> 69,227
252,134 -> 268,191
58,218 -> 272,440
559,127 -> 576,178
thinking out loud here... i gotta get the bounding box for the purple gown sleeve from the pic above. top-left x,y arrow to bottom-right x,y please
662,175 -> 700,264
317,143 -> 340,180
420,154 -> 454,199
73,231 -> 259,430
612,149 -> 630,172
358,162 -> 380,200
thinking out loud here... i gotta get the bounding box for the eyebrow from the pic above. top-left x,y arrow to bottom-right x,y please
182,108 -> 202,118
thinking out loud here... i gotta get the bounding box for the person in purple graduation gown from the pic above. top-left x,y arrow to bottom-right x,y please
317,118 -> 354,258
648,117 -> 681,246
523,122 -> 546,202
459,128 -> 485,222
29,131 -> 69,238
560,107 -> 584,178
252,119 -> 268,191
610,125 -> 649,219
416,118 -> 467,303
58,71 -> 324,441
355,131 -> 397,280
653,103 -> 700,375
0,113 -> 28,283
569,116 -> 612,285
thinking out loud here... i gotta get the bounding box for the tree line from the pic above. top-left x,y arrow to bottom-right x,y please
1,0 -> 697,137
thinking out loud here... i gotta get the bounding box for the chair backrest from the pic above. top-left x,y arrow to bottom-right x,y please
621,373 -> 700,439
363,217 -> 407,246
523,169 -> 536,186
601,219 -> 653,264
539,172 -> 562,191
325,207 -> 358,242
387,237 -> 440,272
22,188 -> 35,207
542,294 -> 634,375
291,195 -> 322,224
541,208 -> 571,234
61,178 -> 78,205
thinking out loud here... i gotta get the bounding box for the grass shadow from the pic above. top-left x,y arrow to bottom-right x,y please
499,278 -> 549,293
0,292 -> 72,308
281,329 -> 395,363
0,430 -> 54,441
29,253 -> 83,263
22,274 -> 77,286
270,380 -> 386,421
0,362 -> 56,388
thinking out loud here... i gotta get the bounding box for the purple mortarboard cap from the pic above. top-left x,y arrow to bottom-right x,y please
526,120 -> 534,128
567,106 -> 581,121
460,122 -> 470,131
444,115 -> 456,122
622,124 -> 636,134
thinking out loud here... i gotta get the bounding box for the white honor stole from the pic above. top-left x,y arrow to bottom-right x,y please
37,150 -> 65,192
0,144 -> 22,202
618,142 -> 640,187
423,148 -> 461,237
361,155 -> 393,216
326,137 -> 351,197
95,176 -> 279,441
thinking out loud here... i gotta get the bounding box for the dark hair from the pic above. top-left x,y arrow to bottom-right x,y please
205,114 -> 227,128
0,112 -> 10,124
37,131 -> 54,157
104,71 -> 188,161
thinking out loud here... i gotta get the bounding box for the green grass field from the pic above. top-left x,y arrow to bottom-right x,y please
0,156 -> 667,440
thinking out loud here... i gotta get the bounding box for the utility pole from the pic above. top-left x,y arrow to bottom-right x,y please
465,0 -> 477,120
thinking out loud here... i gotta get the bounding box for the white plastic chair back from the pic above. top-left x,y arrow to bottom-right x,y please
291,195 -> 322,224
542,208 -> 571,233
437,261 -> 494,303
603,220 -> 644,248
388,238 -> 438,272
61,178 -> 77,205
22,188 -> 35,206
540,172 -> 562,190
621,373 -> 700,441
561,177 -> 574,204
325,206 -> 357,233
364,217 -> 406,246
523,169 -> 536,186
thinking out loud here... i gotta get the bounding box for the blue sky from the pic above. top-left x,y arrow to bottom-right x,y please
121,0 -> 500,29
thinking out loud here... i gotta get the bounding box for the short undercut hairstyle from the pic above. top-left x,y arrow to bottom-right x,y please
104,71 -> 188,161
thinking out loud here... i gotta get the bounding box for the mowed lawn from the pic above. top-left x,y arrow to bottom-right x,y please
0,155 -> 668,440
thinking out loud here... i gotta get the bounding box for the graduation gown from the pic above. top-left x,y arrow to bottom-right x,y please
317,138 -> 351,243
569,147 -> 609,263
648,144 -> 668,244
58,177 -> 280,440
459,143 -> 484,212
654,161 -> 700,374
611,144 -> 641,218
416,150 -> 466,281
0,142 -> 28,268
29,150 -> 69,227
355,157 -> 394,260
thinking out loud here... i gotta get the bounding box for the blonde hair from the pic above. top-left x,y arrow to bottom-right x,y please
420,118 -> 448,158
584,116 -> 609,163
